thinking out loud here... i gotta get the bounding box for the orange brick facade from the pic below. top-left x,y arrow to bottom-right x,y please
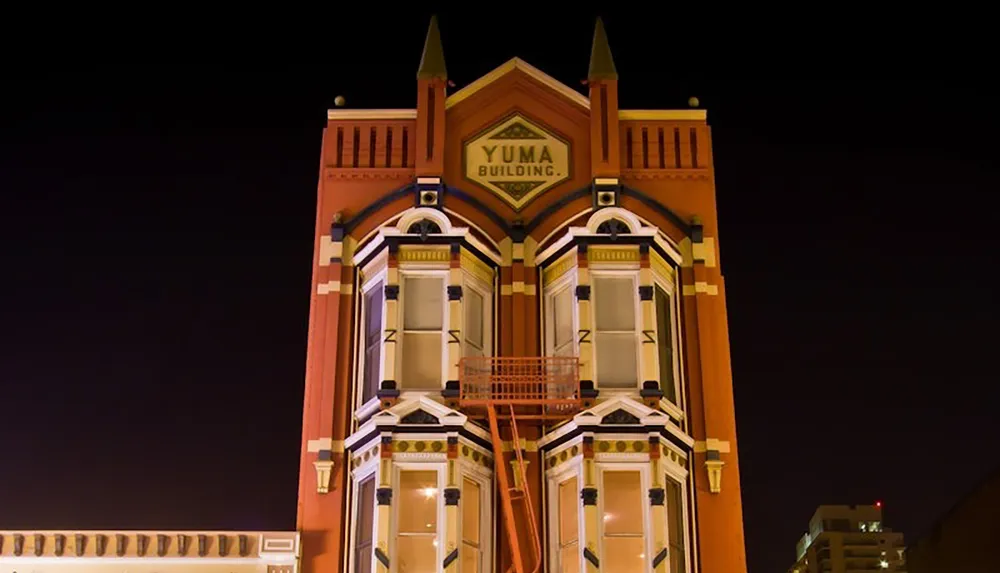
297,17 -> 748,573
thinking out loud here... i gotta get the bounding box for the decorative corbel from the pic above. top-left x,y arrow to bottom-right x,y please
705,450 -> 725,494
314,449 -> 336,494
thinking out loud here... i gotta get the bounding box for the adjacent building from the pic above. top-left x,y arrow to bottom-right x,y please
788,505 -> 906,573
905,466 -> 999,573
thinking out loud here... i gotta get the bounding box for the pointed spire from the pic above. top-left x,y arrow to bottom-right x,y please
588,17 -> 618,81
417,15 -> 448,80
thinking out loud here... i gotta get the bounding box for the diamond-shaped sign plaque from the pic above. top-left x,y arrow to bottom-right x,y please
463,113 -> 571,211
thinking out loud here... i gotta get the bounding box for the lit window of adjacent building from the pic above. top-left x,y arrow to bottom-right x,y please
396,470 -> 440,571
601,471 -> 646,573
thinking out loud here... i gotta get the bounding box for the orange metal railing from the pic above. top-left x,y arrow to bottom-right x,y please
458,356 -> 580,407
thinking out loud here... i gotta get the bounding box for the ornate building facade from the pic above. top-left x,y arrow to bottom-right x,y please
297,16 -> 748,573
0,16 -> 748,573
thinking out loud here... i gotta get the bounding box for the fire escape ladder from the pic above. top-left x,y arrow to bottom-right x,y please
508,403 -> 542,573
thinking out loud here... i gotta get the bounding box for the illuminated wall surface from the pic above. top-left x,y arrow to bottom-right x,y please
0,16 -> 749,573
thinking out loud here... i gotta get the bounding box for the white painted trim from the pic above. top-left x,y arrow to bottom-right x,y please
446,57 -> 589,111
533,207 -> 592,264
586,207 -> 644,234
396,207 -> 454,234
327,109 -> 417,120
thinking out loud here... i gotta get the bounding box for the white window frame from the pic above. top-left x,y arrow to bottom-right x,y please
391,461 -> 447,573
347,452 -> 380,573
546,455 -> 584,573
651,272 -> 682,408
597,462 -> 653,572
663,463 -> 692,573
460,463 -> 495,573
589,269 -> 643,392
356,269 -> 388,416
544,271 -> 578,359
462,271 -> 494,361
397,269 -> 450,393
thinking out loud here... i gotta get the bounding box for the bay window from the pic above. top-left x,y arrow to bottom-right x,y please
400,275 -> 447,390
353,476 -> 375,573
461,477 -> 483,572
666,478 -> 687,573
557,475 -> 580,573
547,282 -> 576,358
654,284 -> 676,404
601,470 -> 647,573
395,469 -> 441,571
592,275 -> 640,389
361,281 -> 384,404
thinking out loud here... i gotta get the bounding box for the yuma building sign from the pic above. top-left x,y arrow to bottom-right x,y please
464,113 -> 571,210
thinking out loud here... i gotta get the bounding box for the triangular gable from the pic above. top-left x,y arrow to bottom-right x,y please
345,396 -> 469,450
446,57 -> 590,111
573,395 -> 668,427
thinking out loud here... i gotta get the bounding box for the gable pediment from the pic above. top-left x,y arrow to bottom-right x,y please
446,58 -> 589,112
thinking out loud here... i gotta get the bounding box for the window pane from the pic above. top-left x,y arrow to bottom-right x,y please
398,471 -> 438,534
595,333 -> 637,387
462,478 -> 481,544
594,277 -> 635,331
603,537 -> 645,573
401,333 -> 442,389
404,277 -> 444,330
465,288 -> 484,349
559,476 -> 579,545
666,480 -> 686,573
553,287 -> 574,348
363,345 -> 380,402
603,472 -> 642,535
559,542 -> 579,573
354,477 -> 375,573
396,536 -> 437,573
462,542 -> 480,573
366,284 -> 384,338
655,286 -> 676,403
362,284 -> 384,402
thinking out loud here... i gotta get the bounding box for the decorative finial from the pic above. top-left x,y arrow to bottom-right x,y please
334,95 -> 346,107
417,15 -> 448,80
688,96 -> 700,108
588,17 -> 618,81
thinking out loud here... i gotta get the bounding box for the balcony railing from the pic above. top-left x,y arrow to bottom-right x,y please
458,356 -> 580,410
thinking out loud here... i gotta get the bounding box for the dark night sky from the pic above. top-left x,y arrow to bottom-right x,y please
2,9 -> 998,573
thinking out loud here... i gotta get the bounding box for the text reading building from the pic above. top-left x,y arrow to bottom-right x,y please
0,15 -> 748,573
296,16 -> 748,573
